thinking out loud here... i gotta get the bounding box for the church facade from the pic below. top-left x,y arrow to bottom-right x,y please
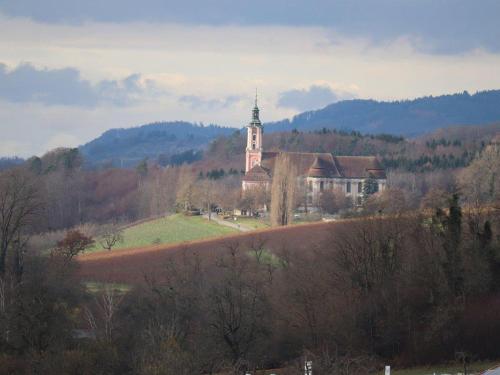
241,99 -> 387,207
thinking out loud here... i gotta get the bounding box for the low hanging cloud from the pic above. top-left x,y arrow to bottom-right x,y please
179,95 -> 243,110
277,85 -> 355,112
0,62 -> 158,107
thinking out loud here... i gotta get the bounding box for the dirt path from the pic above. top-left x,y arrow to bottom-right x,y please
202,214 -> 251,232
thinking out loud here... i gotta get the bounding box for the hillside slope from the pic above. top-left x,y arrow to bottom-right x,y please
79,90 -> 500,167
266,90 -> 500,136
79,121 -> 234,167
77,221 -> 333,284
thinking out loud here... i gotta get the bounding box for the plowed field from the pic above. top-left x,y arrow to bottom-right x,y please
77,220 -> 336,284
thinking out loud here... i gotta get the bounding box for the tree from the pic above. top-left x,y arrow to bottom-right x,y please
193,179 -> 218,220
0,169 -> 39,278
319,188 -> 351,214
176,166 -> 197,211
98,223 -> 124,251
432,194 -> 464,298
52,230 -> 94,262
459,139 -> 500,206
240,185 -> 270,214
270,154 -> 297,226
362,176 -> 379,200
206,243 -> 270,365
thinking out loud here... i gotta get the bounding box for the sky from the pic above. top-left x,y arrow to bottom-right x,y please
1,0 -> 500,157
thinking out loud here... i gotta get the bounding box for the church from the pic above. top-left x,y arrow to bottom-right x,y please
241,97 -> 387,207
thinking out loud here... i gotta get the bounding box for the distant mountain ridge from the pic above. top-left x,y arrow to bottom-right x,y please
265,90 -> 500,135
80,90 -> 500,167
80,121 -> 234,167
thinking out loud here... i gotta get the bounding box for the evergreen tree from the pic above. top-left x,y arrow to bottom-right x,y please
362,176 -> 379,198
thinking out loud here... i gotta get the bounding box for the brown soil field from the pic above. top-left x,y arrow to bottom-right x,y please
77,220 -> 337,284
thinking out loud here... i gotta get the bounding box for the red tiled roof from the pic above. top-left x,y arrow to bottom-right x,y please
242,164 -> 271,182
243,152 -> 386,182
335,156 -> 386,179
308,156 -> 337,178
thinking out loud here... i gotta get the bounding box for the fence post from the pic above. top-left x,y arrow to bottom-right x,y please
304,360 -> 312,375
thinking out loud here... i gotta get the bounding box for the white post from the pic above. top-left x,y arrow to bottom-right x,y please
304,360 -> 312,375
385,365 -> 390,375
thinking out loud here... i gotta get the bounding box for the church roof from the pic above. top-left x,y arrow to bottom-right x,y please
308,156 -> 337,178
243,152 -> 386,182
242,164 -> 271,182
335,156 -> 386,179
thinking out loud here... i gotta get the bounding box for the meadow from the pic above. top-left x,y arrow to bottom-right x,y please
89,214 -> 238,252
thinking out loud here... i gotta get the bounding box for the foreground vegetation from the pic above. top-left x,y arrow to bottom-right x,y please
391,361 -> 498,375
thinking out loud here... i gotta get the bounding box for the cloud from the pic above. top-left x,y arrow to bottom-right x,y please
179,95 -> 243,110
277,85 -> 355,111
43,133 -> 80,151
0,0 -> 499,54
0,62 -> 159,107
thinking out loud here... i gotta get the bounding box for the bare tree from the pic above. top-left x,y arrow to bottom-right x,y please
459,139 -> 500,207
194,179 -> 218,220
207,242 -> 270,365
85,286 -> 124,342
176,166 -> 197,211
270,154 -> 297,226
98,223 -> 124,251
319,188 -> 352,214
0,169 -> 39,278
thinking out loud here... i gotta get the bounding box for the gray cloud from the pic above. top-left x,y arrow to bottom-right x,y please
0,0 -> 499,54
179,95 -> 242,110
277,85 -> 355,111
0,62 -> 155,107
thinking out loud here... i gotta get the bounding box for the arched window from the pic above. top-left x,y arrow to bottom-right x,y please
358,182 -> 362,193
346,181 -> 351,193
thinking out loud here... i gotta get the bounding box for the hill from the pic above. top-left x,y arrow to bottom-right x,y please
201,123 -> 500,173
266,90 -> 500,136
78,90 -> 500,167
79,121 -> 234,167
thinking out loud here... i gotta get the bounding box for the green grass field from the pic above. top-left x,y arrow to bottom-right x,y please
89,214 -> 238,253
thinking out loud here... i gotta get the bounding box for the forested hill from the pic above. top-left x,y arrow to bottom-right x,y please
79,121 -> 234,167
265,90 -> 500,136
79,90 -> 500,167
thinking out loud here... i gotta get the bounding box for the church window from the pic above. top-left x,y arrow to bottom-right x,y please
358,182 -> 362,193
252,134 -> 256,141
346,181 -> 351,193
252,142 -> 256,149
320,181 -> 324,192
308,181 -> 313,192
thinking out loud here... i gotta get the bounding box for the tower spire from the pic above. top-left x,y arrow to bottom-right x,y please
250,89 -> 261,126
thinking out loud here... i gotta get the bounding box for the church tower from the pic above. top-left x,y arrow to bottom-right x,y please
245,93 -> 263,172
